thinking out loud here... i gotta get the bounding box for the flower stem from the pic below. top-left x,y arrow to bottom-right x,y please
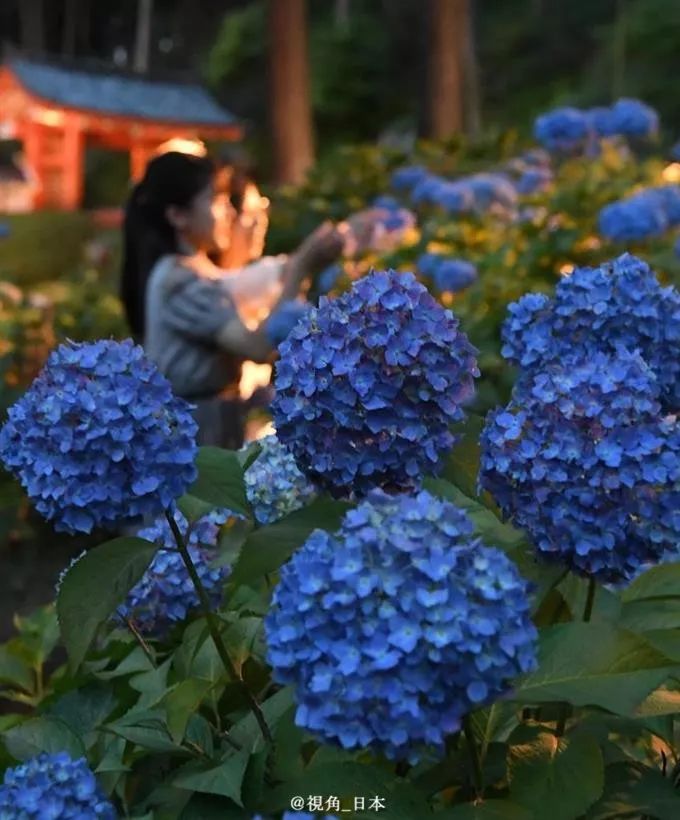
583,577 -> 597,623
164,509 -> 272,744
463,716 -> 484,800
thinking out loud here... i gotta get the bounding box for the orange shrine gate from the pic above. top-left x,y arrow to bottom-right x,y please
0,52 -> 242,212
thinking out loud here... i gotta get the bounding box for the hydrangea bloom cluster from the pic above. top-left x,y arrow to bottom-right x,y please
407,171 -> 517,217
591,98 -> 659,138
516,166 -> 554,195
534,106 -> 591,152
265,300 -> 311,347
0,339 -> 198,534
0,752 -> 116,819
243,434 -> 317,524
598,186 -> 680,242
116,508 -> 233,636
265,490 -> 538,762
390,165 -> 428,191
271,270 -> 479,497
417,253 -> 478,293
480,351 -> 680,583
501,254 -> 680,410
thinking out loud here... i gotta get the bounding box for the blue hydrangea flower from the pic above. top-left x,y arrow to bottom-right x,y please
116,509 -> 234,637
0,752 -> 116,819
501,254 -> 680,410
243,434 -> 317,524
0,339 -> 198,534
266,301 -> 311,347
516,167 -> 553,195
317,264 -> 343,295
598,192 -> 669,242
417,254 -> 477,293
595,98 -> 659,138
271,270 -> 479,497
391,165 -> 428,191
265,490 -> 538,762
467,173 -> 518,214
480,351 -> 680,583
534,106 -> 591,152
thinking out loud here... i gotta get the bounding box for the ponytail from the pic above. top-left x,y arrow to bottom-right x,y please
119,152 -> 216,339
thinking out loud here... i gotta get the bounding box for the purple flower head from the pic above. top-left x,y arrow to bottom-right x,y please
481,351 -> 680,583
0,339 -> 198,534
265,490 -> 537,762
271,270 -> 479,497
0,752 -> 116,819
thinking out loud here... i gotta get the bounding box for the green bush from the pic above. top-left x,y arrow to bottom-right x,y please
0,212 -> 93,287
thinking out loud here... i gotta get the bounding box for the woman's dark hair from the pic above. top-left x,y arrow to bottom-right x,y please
120,151 -> 216,339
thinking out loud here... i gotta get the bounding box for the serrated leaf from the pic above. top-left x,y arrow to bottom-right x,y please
514,622 -> 677,715
469,702 -> 521,760
94,645 -> 156,680
0,646 -> 33,692
57,537 -> 158,670
106,708 -> 183,753
173,749 -> 250,806
508,729 -> 603,820
47,685 -> 117,745
165,678 -> 214,744
230,496 -> 350,584
3,716 -> 86,761
229,687 -> 294,752
186,448 -> 250,515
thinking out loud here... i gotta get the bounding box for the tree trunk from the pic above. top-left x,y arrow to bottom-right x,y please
133,0 -> 154,74
268,0 -> 315,185
62,0 -> 78,56
462,0 -> 481,137
19,0 -> 45,52
427,0 -> 466,139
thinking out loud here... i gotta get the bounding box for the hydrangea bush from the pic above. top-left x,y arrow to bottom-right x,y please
3,95 -> 680,818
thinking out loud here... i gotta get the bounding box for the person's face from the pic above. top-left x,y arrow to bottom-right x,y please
167,181 -> 236,253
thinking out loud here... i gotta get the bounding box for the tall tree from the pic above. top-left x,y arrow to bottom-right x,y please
62,0 -> 78,56
427,0 -> 467,139
268,0 -> 315,184
133,0 -> 154,73
19,0 -> 45,52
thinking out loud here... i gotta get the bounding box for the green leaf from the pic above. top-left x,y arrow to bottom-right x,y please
47,685 -> 117,745
469,702 -> 521,760
173,749 -> 250,806
507,729 -> 604,820
261,761 -> 430,818
622,561 -> 680,603
236,440 -> 262,471
94,645 -> 155,680
442,414 -> 485,500
437,801 -> 532,820
513,622 -> 677,715
0,646 -> 33,692
221,617 -> 264,675
106,709 -> 184,754
11,606 -> 59,666
3,716 -> 86,761
186,447 -> 250,515
57,537 -> 158,670
620,598 -> 680,633
165,678 -> 214,744
587,761 -> 680,820
229,687 -> 294,752
230,496 -> 351,585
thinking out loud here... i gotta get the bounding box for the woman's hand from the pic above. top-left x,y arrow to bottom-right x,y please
340,208 -> 388,256
293,221 -> 346,273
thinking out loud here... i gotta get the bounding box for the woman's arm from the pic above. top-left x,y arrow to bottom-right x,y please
162,264 -> 275,363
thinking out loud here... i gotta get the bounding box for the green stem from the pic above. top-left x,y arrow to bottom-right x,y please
463,716 -> 484,799
125,618 -> 156,667
583,577 -> 597,623
164,509 -> 272,745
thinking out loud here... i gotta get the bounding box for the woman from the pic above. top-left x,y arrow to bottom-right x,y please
120,151 -> 371,449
